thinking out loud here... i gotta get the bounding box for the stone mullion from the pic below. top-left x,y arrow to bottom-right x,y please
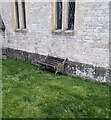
19,0 -> 23,30
13,0 -> 18,30
63,0 -> 68,31
52,0 -> 57,30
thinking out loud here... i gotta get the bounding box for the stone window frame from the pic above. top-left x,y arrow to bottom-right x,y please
15,1 -> 20,29
14,0 -> 27,32
52,0 -> 75,34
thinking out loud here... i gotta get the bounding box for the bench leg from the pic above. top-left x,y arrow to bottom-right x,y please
55,70 -> 58,75
2,55 -> 7,60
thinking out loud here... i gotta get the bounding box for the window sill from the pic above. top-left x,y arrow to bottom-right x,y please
15,29 -> 27,33
21,29 -> 27,33
52,29 -> 63,33
15,29 -> 21,32
63,30 -> 74,34
52,29 -> 75,35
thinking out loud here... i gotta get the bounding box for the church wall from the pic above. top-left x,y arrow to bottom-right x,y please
1,1 -> 110,82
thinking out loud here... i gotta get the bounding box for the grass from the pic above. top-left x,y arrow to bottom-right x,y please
2,58 -> 110,118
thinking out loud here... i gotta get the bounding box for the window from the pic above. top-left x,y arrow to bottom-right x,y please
15,0 -> 27,30
56,0 -> 62,29
21,1 -> 26,29
53,0 -> 76,33
67,0 -> 75,30
15,0 -> 20,29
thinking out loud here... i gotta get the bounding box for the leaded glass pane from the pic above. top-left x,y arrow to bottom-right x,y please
68,0 -> 75,30
22,1 -> 26,29
57,0 -> 62,29
15,1 -> 20,29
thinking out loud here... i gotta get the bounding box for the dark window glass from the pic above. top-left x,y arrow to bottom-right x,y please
15,1 -> 20,29
22,1 -> 26,29
68,0 -> 75,30
57,0 -> 62,29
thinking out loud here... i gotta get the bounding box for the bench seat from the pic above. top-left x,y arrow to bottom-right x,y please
37,55 -> 68,74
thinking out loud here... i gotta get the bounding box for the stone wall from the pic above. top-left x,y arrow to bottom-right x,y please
3,48 -> 110,84
109,1 -> 111,69
1,1 -> 110,82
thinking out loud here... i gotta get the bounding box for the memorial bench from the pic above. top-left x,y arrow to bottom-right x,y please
37,54 -> 68,75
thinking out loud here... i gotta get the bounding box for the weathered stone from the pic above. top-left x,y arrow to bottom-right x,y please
1,2 -> 111,83
3,48 -> 111,84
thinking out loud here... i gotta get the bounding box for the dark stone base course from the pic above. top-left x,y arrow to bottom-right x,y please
2,48 -> 111,84
3,48 -> 45,65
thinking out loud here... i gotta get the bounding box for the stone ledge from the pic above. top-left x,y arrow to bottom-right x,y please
2,47 -> 111,84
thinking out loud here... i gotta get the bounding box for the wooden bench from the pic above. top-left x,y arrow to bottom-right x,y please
2,48 -> 7,59
37,54 -> 68,74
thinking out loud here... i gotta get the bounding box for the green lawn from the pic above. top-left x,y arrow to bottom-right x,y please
2,58 -> 110,118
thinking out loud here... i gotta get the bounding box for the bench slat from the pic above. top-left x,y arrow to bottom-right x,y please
37,55 -> 68,74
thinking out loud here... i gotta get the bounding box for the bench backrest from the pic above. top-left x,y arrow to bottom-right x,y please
45,55 -> 68,66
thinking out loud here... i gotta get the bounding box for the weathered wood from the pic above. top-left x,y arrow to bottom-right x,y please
37,54 -> 68,74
